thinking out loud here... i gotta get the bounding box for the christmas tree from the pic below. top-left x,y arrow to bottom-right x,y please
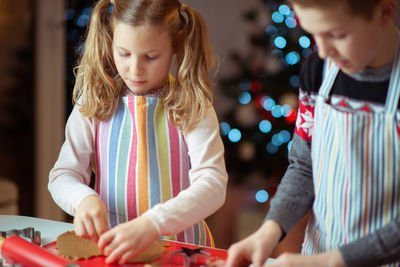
218,1 -> 314,192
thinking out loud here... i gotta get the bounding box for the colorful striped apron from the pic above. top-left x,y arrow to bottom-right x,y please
94,94 -> 214,247
302,51 -> 400,266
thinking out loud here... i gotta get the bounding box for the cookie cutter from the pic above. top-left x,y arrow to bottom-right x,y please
169,247 -> 210,267
0,227 -> 40,267
0,227 -> 41,247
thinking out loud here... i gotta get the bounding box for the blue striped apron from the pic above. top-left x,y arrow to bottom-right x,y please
302,52 -> 400,266
94,94 -> 214,247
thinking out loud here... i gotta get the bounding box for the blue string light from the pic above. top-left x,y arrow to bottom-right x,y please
278,4 -> 291,16
279,130 -> 291,143
239,80 -> 251,91
262,97 -> 275,111
289,75 -> 300,87
76,14 -> 90,27
299,36 -> 311,48
255,190 -> 269,203
271,105 -> 283,118
274,36 -> 287,49
259,120 -> 272,133
285,17 -> 297,28
228,129 -> 242,143
220,122 -> 231,136
265,25 -> 278,36
266,142 -> 279,154
281,105 -> 293,117
286,51 -> 300,65
271,134 -> 282,146
271,11 -> 284,23
238,92 -> 251,104
109,4 -> 114,14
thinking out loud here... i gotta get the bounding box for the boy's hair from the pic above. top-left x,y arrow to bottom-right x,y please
288,0 -> 382,20
73,0 -> 215,132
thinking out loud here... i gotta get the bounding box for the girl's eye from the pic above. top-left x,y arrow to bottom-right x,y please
146,55 -> 158,60
119,53 -> 129,57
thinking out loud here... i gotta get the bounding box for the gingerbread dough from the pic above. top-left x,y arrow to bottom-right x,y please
56,231 -> 167,263
56,231 -> 102,260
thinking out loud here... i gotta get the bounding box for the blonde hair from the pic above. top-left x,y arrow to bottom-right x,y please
73,0 -> 216,132
288,0 -> 382,20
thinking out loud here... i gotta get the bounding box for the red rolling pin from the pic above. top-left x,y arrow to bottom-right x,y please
0,235 -> 78,267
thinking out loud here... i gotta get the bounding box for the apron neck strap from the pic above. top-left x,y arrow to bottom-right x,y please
385,33 -> 400,114
318,59 -> 340,101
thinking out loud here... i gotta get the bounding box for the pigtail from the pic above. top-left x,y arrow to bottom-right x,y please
73,0 -> 119,121
165,4 -> 216,132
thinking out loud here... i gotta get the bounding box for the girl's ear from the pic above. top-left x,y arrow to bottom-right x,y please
378,0 -> 397,25
173,30 -> 185,53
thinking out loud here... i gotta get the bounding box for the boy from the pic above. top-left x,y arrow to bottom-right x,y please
226,0 -> 400,266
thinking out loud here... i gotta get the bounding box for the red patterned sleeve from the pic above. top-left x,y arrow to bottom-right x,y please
294,89 -> 316,141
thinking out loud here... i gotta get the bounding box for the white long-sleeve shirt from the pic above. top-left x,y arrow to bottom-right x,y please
48,103 -> 228,236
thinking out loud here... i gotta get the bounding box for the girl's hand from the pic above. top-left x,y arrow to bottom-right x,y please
74,194 -> 109,243
225,220 -> 283,267
98,215 -> 158,264
267,250 -> 345,267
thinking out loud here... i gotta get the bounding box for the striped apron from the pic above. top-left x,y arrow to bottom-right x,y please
302,52 -> 400,266
94,94 -> 214,247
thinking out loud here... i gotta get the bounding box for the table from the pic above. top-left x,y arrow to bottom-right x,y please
0,215 -> 74,245
0,215 -> 274,266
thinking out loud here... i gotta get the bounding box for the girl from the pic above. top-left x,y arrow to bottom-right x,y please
226,0 -> 400,266
48,0 -> 227,264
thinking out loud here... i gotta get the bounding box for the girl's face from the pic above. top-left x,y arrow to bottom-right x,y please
293,2 -> 388,74
113,23 -> 174,94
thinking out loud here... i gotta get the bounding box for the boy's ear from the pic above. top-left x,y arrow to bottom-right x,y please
378,0 -> 397,25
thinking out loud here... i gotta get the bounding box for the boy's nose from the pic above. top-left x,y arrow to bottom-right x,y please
315,38 -> 331,59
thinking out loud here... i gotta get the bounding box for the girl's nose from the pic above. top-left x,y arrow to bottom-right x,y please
129,58 -> 143,76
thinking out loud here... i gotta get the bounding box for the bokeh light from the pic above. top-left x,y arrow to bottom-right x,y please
286,51 -> 300,65
255,190 -> 269,203
239,92 -> 252,104
278,130 -> 291,143
299,36 -> 311,48
274,36 -> 287,49
285,17 -> 297,28
239,80 -> 251,91
265,25 -> 278,36
259,120 -> 272,133
271,105 -> 283,118
262,97 -> 276,111
271,11 -> 284,23
266,142 -> 279,154
220,122 -> 231,136
278,4 -> 291,16
289,75 -> 300,88
228,128 -> 242,143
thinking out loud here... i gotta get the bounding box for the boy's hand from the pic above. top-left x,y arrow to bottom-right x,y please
98,215 -> 158,264
74,194 -> 109,243
267,250 -> 345,267
225,220 -> 282,267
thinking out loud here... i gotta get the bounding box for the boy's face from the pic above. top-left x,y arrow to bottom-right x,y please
113,23 -> 174,95
293,2 -> 388,74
